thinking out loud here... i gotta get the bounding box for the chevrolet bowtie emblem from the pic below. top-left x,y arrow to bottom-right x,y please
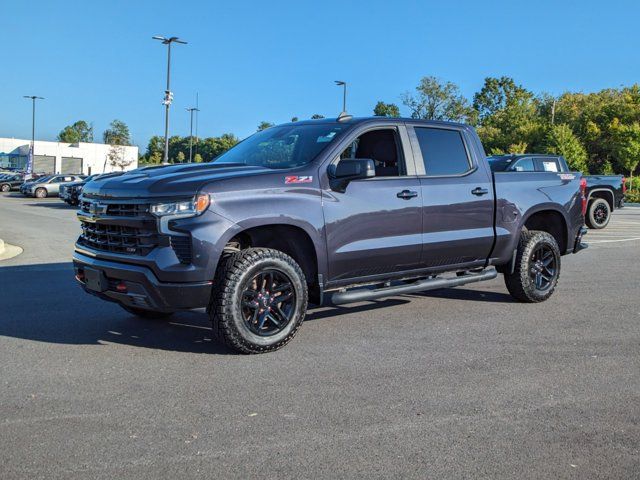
88,202 -> 107,215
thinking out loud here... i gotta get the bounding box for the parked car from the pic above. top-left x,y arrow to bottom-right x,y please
0,173 -> 25,192
60,172 -> 124,206
74,117 -> 588,353
487,154 -> 625,229
25,174 -> 85,198
20,175 -> 53,195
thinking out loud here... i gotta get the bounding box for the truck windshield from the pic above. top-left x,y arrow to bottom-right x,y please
213,124 -> 346,169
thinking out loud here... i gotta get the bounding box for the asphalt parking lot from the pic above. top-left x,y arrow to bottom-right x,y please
1,192 -> 639,479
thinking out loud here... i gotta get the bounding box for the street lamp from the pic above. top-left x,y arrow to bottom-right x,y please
23,95 -> 44,177
152,35 -> 187,164
186,106 -> 200,162
334,80 -> 347,113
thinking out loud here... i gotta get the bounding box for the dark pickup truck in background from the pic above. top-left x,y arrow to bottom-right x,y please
74,117 -> 587,353
488,154 -> 625,229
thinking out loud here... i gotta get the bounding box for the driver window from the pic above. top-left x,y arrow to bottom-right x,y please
339,129 -> 405,177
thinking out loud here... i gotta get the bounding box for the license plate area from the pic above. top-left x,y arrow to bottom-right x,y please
84,267 -> 108,292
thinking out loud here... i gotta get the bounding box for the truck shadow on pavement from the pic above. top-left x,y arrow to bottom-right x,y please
0,262 -> 235,355
0,262 -> 513,354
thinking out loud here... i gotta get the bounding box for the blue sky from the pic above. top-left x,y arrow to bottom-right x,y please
2,0 -> 639,152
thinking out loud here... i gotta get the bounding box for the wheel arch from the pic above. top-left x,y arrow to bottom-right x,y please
215,219 -> 325,303
521,207 -> 569,254
587,188 -> 615,210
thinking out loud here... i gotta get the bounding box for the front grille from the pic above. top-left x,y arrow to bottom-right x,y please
79,222 -> 159,255
78,199 -> 193,263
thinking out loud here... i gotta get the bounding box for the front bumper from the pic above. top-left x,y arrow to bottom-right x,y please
73,251 -> 213,312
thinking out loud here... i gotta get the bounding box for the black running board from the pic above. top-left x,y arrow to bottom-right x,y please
330,269 -> 498,305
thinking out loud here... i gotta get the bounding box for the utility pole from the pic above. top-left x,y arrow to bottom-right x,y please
153,35 -> 187,164
23,95 -> 44,178
186,106 -> 200,162
334,80 -> 347,113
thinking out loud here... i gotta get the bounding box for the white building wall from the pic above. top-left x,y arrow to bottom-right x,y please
0,137 -> 139,175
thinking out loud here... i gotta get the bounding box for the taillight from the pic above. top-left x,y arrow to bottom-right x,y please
580,178 -> 588,216
622,177 -> 627,194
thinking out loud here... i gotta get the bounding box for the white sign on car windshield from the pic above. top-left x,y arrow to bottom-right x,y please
543,161 -> 559,172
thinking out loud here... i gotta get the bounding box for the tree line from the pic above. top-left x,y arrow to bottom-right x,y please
58,76 -> 640,183
375,76 -> 640,180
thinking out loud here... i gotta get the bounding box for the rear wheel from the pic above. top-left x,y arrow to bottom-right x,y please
35,188 -> 47,198
504,230 -> 561,303
586,198 -> 610,229
120,305 -> 173,319
209,248 -> 308,354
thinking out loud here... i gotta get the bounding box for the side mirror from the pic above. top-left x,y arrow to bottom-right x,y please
328,158 -> 375,191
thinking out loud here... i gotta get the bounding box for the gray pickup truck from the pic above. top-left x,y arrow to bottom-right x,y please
74,117 -> 587,353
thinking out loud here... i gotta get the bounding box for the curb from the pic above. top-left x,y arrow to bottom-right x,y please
0,238 -> 23,261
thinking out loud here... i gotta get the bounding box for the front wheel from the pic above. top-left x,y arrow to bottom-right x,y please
586,198 -> 611,229
504,230 -> 561,303
209,248 -> 308,354
0,184 -> 10,192
35,188 -> 47,198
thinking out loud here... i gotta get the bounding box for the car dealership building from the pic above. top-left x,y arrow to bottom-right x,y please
0,137 -> 139,175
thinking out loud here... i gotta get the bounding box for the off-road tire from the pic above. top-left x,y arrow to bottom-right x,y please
120,305 -> 173,319
35,188 -> 47,198
0,184 -> 10,192
586,198 -> 610,229
210,248 -> 308,354
504,230 -> 561,303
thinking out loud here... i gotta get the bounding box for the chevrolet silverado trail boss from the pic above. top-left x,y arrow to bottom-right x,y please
74,117 -> 588,353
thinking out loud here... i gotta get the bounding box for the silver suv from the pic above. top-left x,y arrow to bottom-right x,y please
26,175 -> 86,198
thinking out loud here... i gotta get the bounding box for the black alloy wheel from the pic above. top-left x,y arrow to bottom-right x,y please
529,245 -> 557,292
241,269 -> 296,337
593,202 -> 609,226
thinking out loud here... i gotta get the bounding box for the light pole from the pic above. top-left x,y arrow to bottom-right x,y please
334,80 -> 347,113
23,95 -> 44,177
186,106 -> 200,162
153,35 -> 187,164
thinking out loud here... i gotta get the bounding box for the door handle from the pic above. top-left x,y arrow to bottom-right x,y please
471,187 -> 489,196
397,190 -> 418,200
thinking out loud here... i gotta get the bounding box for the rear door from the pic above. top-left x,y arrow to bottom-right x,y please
408,124 -> 495,269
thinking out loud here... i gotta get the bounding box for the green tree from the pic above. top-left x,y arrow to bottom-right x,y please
177,151 -> 186,163
473,77 -> 530,121
310,114 -> 325,119
544,124 -> 589,172
401,76 -> 474,123
194,153 -> 203,163
609,119 -> 640,189
58,120 -> 93,143
103,119 -> 131,145
257,121 -> 275,131
373,101 -> 400,117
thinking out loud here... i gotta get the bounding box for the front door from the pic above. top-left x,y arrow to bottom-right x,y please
322,125 -> 423,283
408,125 -> 495,269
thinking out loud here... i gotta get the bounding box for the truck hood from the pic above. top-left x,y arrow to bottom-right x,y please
81,162 -> 272,199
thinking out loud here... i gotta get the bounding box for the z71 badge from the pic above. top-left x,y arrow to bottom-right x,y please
285,176 -> 313,184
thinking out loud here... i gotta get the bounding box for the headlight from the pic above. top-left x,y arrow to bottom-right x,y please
150,193 -> 210,217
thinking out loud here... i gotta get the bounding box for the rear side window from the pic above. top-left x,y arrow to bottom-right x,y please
512,157 -> 535,171
414,127 -> 471,176
534,157 -> 560,172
